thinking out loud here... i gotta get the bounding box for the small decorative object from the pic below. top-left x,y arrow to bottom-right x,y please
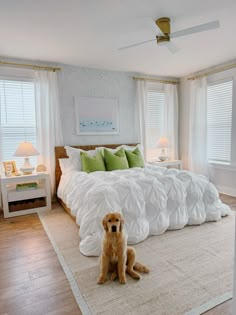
14,142 -> 39,175
76,97 -> 119,135
36,164 -> 47,172
3,161 -> 17,176
157,137 -> 169,161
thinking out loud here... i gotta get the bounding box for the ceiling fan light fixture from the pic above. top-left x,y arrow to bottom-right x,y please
156,35 -> 170,44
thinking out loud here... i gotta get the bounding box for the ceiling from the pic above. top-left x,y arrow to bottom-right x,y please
0,0 -> 236,77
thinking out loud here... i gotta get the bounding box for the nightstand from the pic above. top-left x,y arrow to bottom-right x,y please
149,160 -> 183,170
1,172 -> 51,218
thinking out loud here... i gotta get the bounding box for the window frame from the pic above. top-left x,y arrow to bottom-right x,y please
207,76 -> 234,167
146,82 -> 165,162
0,75 -> 37,167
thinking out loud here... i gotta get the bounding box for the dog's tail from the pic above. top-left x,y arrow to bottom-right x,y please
134,262 -> 150,273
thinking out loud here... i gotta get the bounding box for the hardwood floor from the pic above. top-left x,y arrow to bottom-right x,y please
0,194 -> 235,315
203,299 -> 232,315
0,211 -> 81,315
220,193 -> 236,211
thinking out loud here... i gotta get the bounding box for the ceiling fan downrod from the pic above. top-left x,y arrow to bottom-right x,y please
156,17 -> 170,43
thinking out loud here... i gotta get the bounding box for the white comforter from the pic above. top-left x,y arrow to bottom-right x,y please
57,165 -> 231,256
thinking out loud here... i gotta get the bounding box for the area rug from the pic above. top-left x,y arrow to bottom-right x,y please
39,204 -> 234,315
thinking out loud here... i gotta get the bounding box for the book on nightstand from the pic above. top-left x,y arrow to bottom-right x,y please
16,182 -> 38,191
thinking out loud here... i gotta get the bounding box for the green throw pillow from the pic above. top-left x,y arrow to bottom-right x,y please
125,147 -> 145,168
104,148 -> 129,171
80,151 -> 106,173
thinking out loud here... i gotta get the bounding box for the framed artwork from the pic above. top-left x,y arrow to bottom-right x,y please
75,97 -> 119,135
3,161 -> 17,176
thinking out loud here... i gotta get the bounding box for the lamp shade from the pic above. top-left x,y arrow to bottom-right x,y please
14,142 -> 39,157
157,137 -> 169,148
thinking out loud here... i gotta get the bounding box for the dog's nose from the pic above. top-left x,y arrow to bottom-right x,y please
112,225 -> 117,232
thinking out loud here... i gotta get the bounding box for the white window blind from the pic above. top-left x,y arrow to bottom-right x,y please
207,80 -> 233,163
0,79 -> 37,167
146,90 -> 165,161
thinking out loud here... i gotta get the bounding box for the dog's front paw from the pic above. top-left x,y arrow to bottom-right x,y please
119,276 -> 126,284
97,275 -> 106,284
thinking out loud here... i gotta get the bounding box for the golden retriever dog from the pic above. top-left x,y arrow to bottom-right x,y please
97,212 -> 149,284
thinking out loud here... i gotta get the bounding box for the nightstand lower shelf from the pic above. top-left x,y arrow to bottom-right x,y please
8,187 -> 46,202
9,197 -> 46,211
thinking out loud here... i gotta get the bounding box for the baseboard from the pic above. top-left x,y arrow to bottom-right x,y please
216,185 -> 236,197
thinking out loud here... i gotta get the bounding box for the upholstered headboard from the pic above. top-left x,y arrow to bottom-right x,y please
55,144 -> 138,191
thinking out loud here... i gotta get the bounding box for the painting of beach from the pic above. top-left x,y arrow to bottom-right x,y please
76,97 -> 119,134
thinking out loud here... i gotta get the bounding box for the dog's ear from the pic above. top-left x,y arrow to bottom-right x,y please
102,215 -> 108,232
120,214 -> 124,232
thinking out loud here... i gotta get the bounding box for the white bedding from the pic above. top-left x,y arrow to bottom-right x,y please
57,164 -> 231,256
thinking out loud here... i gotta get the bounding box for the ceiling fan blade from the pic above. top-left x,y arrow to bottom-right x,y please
170,20 -> 220,39
165,41 -> 179,54
118,38 -> 156,50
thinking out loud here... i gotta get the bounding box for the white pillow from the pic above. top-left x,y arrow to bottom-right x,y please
64,146 -> 97,171
59,158 -> 78,174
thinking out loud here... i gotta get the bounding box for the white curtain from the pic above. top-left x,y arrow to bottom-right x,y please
136,80 -> 148,160
163,84 -> 179,160
136,80 -> 178,161
35,71 -> 63,195
188,77 -> 208,177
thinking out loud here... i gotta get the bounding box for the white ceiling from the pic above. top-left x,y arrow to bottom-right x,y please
0,0 -> 236,77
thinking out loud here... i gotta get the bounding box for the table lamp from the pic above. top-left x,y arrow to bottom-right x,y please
157,137 -> 169,161
14,142 -> 39,174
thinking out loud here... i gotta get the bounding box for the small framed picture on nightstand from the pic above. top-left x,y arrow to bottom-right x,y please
3,161 -> 17,176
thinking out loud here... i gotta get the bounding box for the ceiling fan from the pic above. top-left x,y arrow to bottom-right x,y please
118,17 -> 220,53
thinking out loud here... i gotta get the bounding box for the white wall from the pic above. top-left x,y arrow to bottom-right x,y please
0,57 -> 178,149
0,66 -> 34,79
179,68 -> 236,196
57,65 -> 138,146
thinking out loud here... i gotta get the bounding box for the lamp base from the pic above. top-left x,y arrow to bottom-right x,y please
158,147 -> 168,161
20,157 -> 35,174
20,167 -> 35,175
158,155 -> 168,162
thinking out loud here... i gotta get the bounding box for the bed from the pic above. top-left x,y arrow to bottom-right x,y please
55,144 -> 231,257
55,144 -> 137,218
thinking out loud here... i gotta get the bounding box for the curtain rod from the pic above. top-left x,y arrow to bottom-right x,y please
0,60 -> 61,72
188,63 -> 236,80
133,76 -> 179,85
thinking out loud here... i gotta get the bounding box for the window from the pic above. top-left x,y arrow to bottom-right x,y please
0,79 -> 37,167
207,80 -> 233,163
146,90 -> 165,161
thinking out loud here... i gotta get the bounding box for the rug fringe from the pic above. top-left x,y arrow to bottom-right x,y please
185,291 -> 232,315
